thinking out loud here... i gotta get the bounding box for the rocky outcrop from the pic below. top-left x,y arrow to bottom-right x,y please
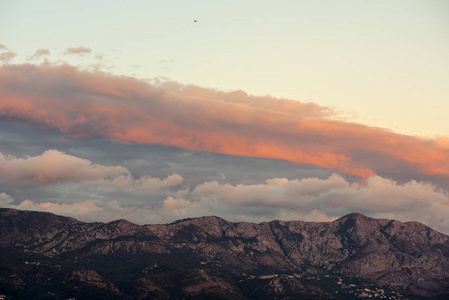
65,269 -> 120,293
1,208 -> 448,299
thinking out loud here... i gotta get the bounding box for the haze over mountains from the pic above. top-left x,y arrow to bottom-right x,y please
1,208 -> 448,299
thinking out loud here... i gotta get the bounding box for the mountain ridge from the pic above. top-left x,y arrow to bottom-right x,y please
1,208 -> 448,299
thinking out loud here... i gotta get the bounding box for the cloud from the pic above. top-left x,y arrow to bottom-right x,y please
63,47 -> 91,56
0,149 -> 128,184
0,63 -> 448,184
0,192 -> 13,206
167,174 -> 449,235
0,45 -> 16,63
2,174 -> 448,234
97,173 -> 183,193
0,150 -> 182,192
27,49 -> 50,61
188,174 -> 449,217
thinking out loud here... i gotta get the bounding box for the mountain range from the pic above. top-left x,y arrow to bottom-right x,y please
1,208 -> 448,299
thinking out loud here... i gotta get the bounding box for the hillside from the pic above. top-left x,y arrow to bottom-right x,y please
1,208 -> 448,299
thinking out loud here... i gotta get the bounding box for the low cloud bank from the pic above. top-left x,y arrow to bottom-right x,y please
2,174 -> 448,234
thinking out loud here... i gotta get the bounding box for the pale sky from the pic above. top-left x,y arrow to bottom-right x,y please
1,0 -> 448,137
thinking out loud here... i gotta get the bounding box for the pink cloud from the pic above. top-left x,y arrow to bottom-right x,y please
27,49 -> 50,61
0,63 -> 448,182
63,47 -> 91,55
0,45 -> 16,63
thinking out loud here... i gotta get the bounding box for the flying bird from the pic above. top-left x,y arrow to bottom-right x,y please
194,19 -> 197,23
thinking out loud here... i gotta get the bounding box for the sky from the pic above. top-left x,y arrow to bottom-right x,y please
1,1 -> 449,233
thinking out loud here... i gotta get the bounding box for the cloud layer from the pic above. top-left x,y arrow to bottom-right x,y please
1,63 -> 448,184
2,173 -> 448,234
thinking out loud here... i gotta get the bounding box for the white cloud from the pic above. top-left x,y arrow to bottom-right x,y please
0,150 -> 128,184
133,173 -> 183,193
185,175 -> 449,232
0,192 -> 13,206
0,150 -> 183,192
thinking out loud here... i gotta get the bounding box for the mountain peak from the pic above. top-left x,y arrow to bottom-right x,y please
170,215 -> 225,223
338,212 -> 370,220
107,218 -> 137,226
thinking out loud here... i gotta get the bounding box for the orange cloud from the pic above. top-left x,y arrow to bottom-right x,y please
1,63 -> 448,181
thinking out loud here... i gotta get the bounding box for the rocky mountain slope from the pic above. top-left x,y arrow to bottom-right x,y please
1,208 -> 448,299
